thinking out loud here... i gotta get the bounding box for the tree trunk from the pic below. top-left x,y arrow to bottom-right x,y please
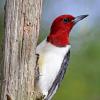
0,0 -> 42,100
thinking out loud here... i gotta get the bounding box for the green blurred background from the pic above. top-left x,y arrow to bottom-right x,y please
0,0 -> 100,100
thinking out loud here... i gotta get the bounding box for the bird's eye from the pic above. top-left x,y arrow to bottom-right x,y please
63,18 -> 70,23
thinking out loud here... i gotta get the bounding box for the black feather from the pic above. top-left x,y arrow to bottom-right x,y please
45,50 -> 70,100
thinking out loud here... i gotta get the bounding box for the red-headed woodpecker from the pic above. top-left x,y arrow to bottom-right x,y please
36,14 -> 88,100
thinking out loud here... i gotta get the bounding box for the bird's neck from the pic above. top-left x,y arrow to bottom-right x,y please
47,30 -> 70,47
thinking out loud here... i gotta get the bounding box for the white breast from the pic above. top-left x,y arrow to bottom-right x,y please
36,39 -> 71,96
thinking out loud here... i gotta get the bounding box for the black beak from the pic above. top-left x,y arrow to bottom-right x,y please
73,15 -> 88,24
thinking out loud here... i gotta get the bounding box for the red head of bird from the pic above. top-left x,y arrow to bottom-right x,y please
47,14 -> 88,47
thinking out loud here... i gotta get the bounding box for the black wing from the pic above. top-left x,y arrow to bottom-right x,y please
45,50 -> 70,100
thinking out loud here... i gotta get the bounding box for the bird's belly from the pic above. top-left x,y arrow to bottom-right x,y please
38,52 -> 64,92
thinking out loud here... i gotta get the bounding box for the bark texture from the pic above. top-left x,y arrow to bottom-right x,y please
0,0 -> 42,100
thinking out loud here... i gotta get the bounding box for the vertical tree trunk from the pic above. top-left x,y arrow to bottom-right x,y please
0,0 -> 42,100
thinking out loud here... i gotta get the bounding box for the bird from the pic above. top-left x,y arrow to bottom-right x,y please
36,14 -> 88,100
